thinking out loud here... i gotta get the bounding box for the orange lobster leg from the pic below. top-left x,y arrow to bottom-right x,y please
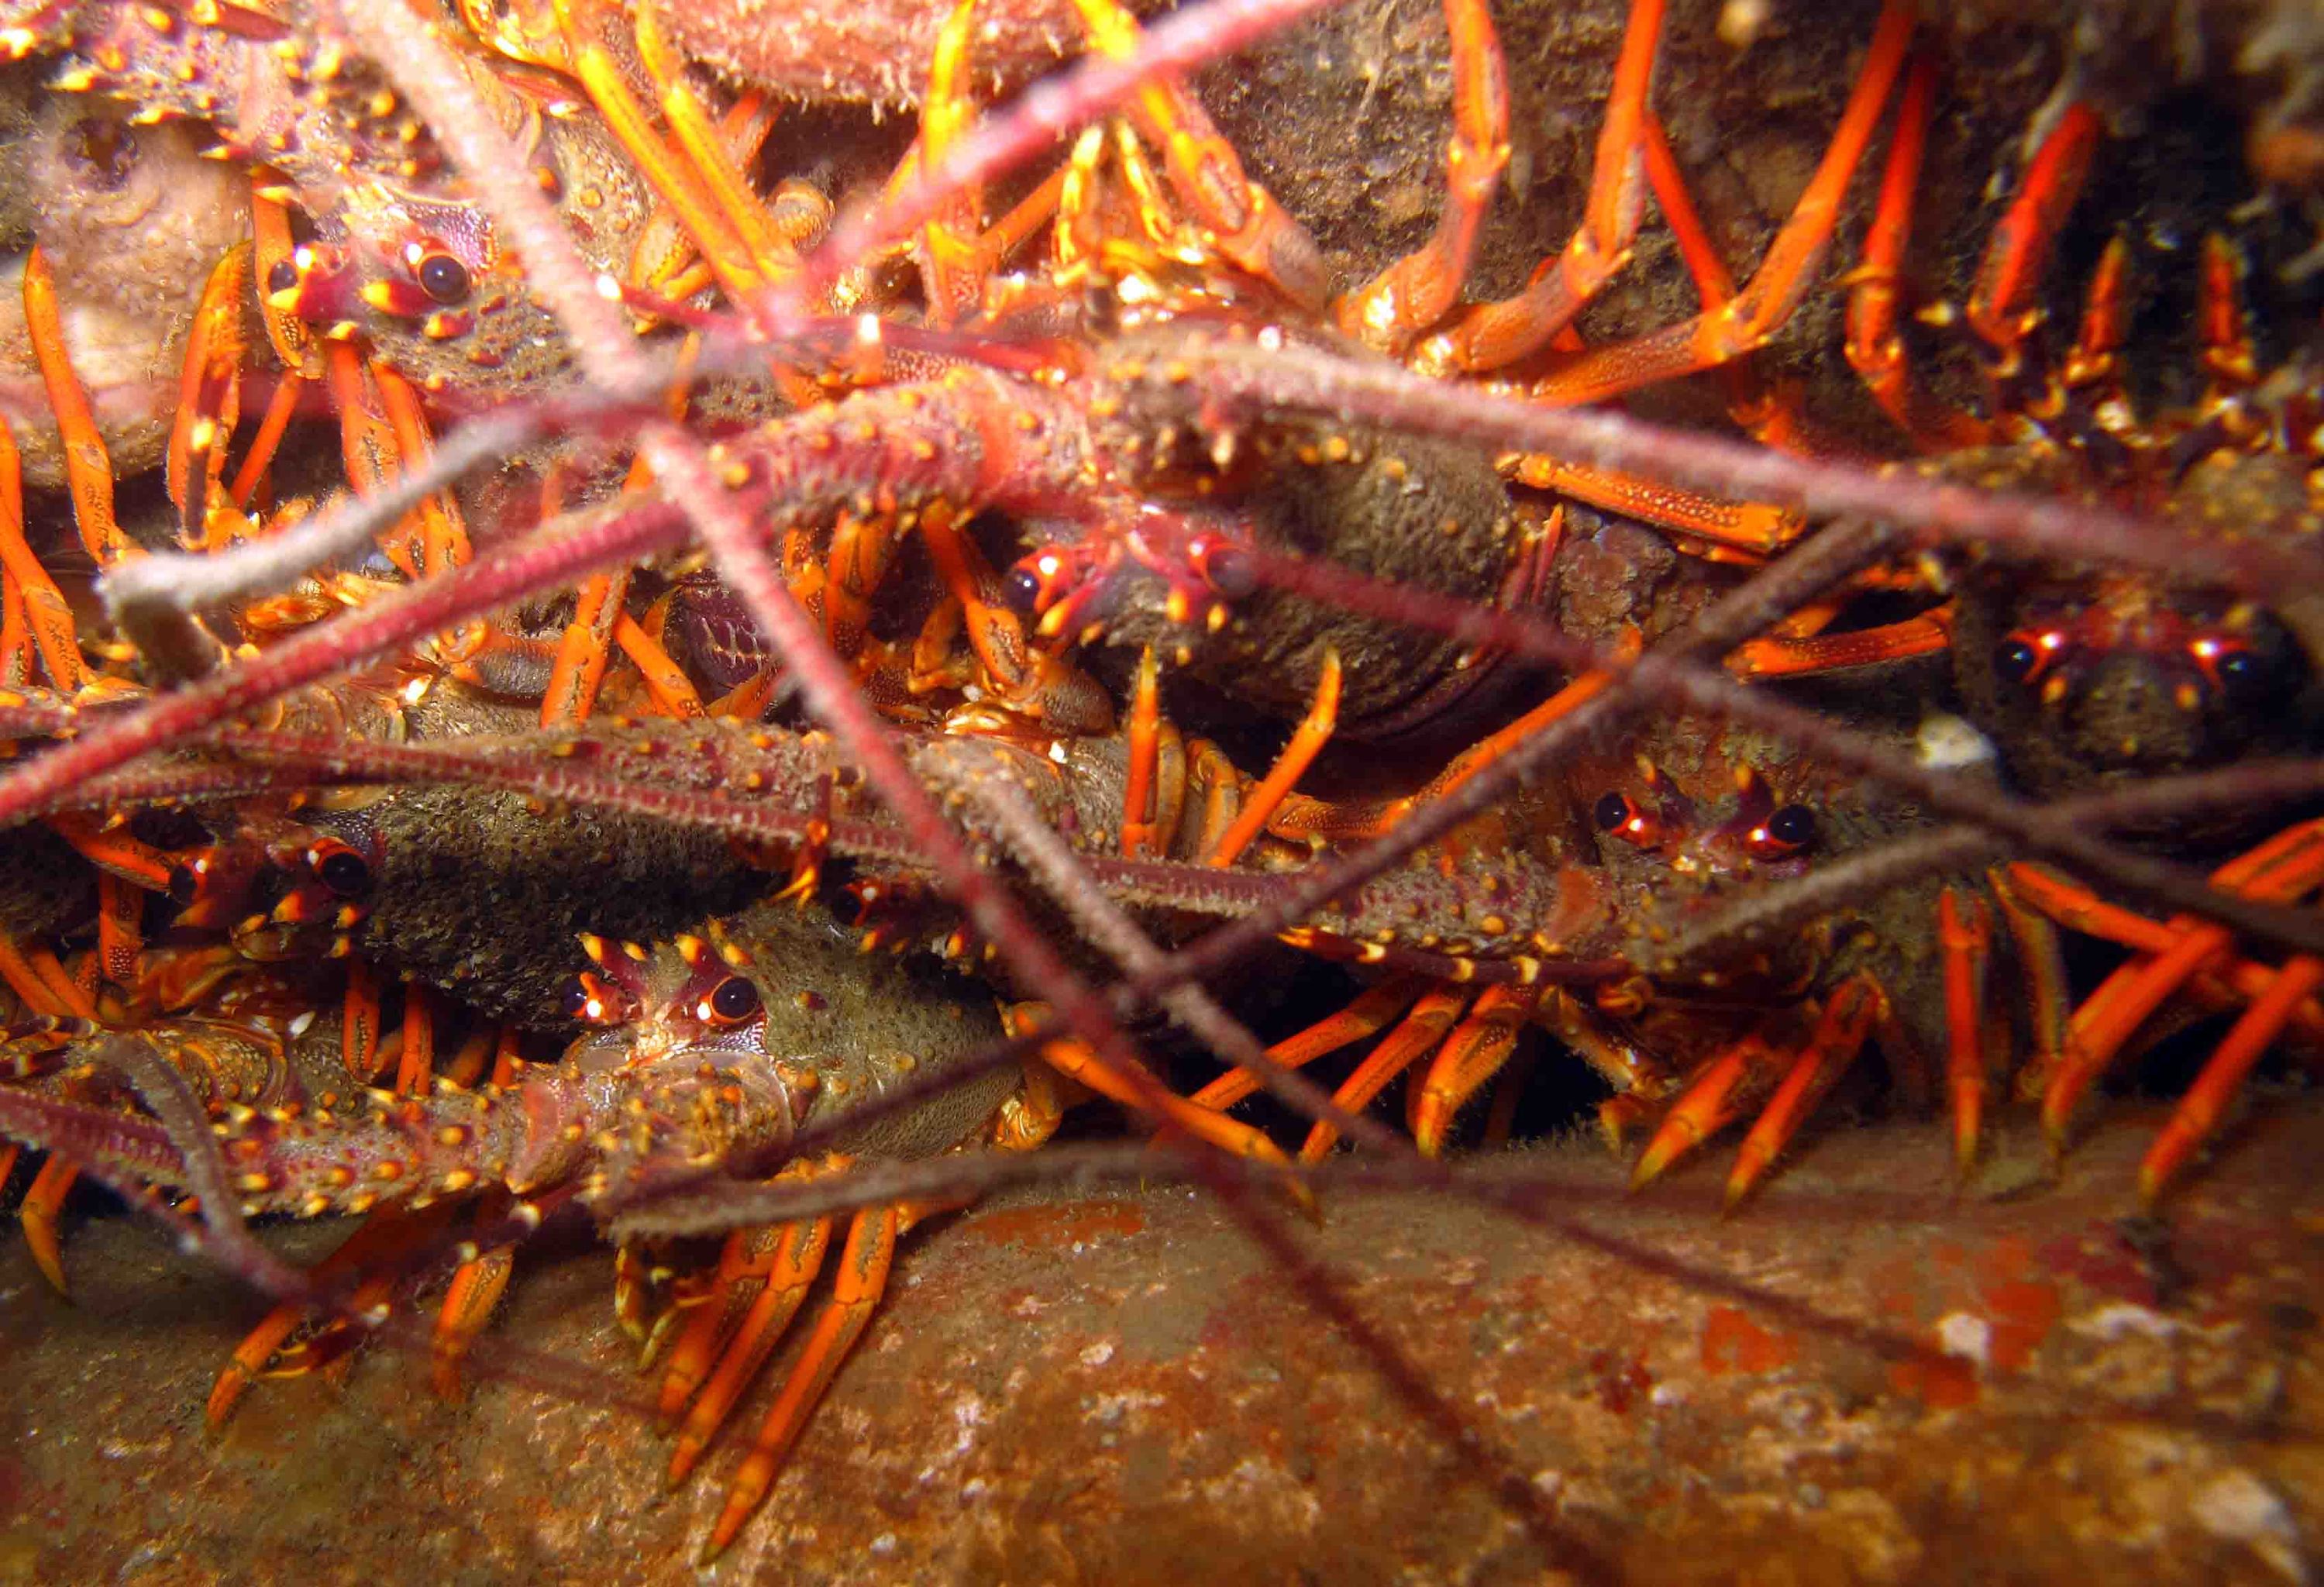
1207,649 -> 1339,866
1409,982 -> 1544,1155
1964,102 -> 2101,367
542,571 -> 632,728
1938,887 -> 1994,1176
1289,984 -> 1466,1162
2060,233 -> 2130,410
0,573 -> 29,687
1335,0 -> 1510,351
1840,53 -> 1989,450
1985,866 -> 2072,1099
20,1154 -> 80,1293
614,609 -> 708,718
915,0 -> 1000,325
631,0 -> 795,285
1725,604 -> 1954,680
1065,0 -> 1324,306
166,243 -> 251,549
46,814 -> 173,891
1526,0 -> 1913,407
0,420 -> 85,691
374,364 -> 471,577
2140,954 -> 2324,1203
228,370 -> 308,512
1269,622 -> 1625,845
1121,647 -> 1165,859
1998,862 -> 2324,1045
822,510 -> 906,656
21,246 -> 129,566
705,1202 -> 906,1560
1506,455 -> 1802,557
659,1216 -> 808,1417
918,503 -> 1102,727
429,1198 -> 517,1399
343,955 -> 384,1079
2195,232 -> 2257,401
249,184 -> 321,379
94,873 -> 141,989
1420,0 -> 1663,371
394,981 -> 437,1097
559,0 -> 768,298
207,1201 -> 443,1428
0,931 -> 91,1021
46,817 -> 167,990
1627,1034 -> 1775,1190
1191,976 -> 1427,1113
2041,822 -> 2324,1146
323,343 -> 417,565
1725,975 -> 1885,1209
665,1210 -> 832,1482
1006,1003 -> 1296,1178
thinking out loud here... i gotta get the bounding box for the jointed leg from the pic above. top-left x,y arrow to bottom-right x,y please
1724,974 -> 1885,1209
1334,0 -> 1511,352
1525,1 -> 1913,406
704,1201 -> 906,1559
1417,0 -> 1665,373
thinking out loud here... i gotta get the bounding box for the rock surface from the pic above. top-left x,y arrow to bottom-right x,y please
0,1096 -> 2318,1583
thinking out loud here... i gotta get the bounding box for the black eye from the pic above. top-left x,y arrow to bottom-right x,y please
316,848 -> 370,897
708,976 -> 760,1023
1003,566 -> 1046,620
265,259 -> 298,295
1191,541 -> 1256,601
562,973 -> 626,1025
1993,638 -> 2042,685
1767,804 -> 1816,849
2210,645 -> 2271,706
1593,792 -> 1631,832
1740,801 -> 1816,860
167,863 -> 201,904
417,252 -> 471,304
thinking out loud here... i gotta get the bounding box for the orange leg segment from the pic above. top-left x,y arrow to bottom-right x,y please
705,1203 -> 904,1560
1526,0 -> 1913,406
1938,887 -> 1993,1176
665,1211 -> 832,1482
21,246 -> 128,566
1420,0 -> 1665,372
1408,982 -> 1543,1155
1628,1034 -> 1775,1190
1965,101 -> 2102,363
1334,0 -> 1511,352
2140,954 -> 2324,1203
1725,975 -> 1885,1209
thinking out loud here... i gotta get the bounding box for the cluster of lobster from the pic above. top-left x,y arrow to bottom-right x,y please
0,0 -> 2319,1556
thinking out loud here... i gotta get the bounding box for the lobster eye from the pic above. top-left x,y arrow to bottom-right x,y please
704,975 -> 761,1026
313,844 -> 370,897
561,973 -> 627,1025
2191,635 -> 2277,708
1993,636 -> 2043,686
1749,803 -> 1818,859
265,259 -> 299,295
417,251 -> 472,305
1592,792 -> 1665,848
1004,565 -> 1048,620
1186,535 -> 1256,601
